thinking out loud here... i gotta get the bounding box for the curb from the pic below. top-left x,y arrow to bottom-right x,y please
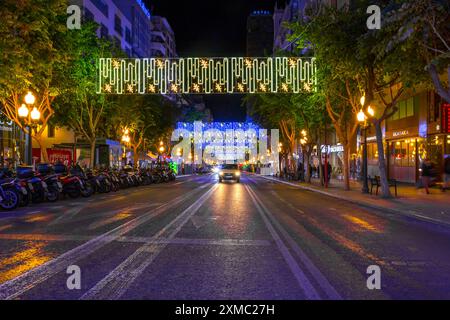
259,175 -> 450,229
176,174 -> 193,178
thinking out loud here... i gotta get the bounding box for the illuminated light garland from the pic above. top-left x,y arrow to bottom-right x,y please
97,57 -> 316,94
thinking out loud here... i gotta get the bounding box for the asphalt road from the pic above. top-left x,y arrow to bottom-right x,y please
0,173 -> 449,300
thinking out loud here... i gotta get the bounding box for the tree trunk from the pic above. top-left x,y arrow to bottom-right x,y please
133,145 -> 139,169
89,139 -> 96,169
342,143 -> 350,191
305,151 -> 311,183
374,122 -> 392,198
33,135 -> 49,163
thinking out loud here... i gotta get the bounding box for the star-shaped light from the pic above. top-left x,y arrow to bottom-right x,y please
281,83 -> 289,92
259,83 -> 267,92
215,83 -> 222,92
193,83 -> 200,92
171,84 -> 178,93
112,60 -> 120,69
201,59 -> 208,68
104,84 -> 112,93
289,59 -> 297,68
303,82 -> 311,92
127,84 -> 134,93
148,84 -> 156,93
237,83 -> 244,92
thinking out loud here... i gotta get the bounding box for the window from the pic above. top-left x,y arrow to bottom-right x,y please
47,125 -> 55,138
390,140 -> 416,167
390,96 -> 416,121
91,0 -> 108,17
84,8 -> 94,22
114,15 -> 122,36
125,28 -> 131,44
100,24 -> 108,38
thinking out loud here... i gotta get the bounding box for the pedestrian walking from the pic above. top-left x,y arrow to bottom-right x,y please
442,156 -> 450,192
421,158 -> 434,194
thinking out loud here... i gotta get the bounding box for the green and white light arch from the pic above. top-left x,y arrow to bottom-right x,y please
97,57 -> 316,95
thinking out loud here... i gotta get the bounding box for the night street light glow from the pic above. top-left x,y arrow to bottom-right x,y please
97,57 -> 316,94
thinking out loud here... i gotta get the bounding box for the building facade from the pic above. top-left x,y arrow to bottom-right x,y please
112,0 -> 152,58
359,88 -> 450,184
246,10 -> 274,57
273,0 -> 308,53
82,0 -> 133,56
150,16 -> 177,58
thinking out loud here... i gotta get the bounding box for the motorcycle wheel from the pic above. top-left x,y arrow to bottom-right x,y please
81,182 -> 94,197
46,187 -> 59,202
0,189 -> 19,210
20,192 -> 31,207
32,187 -> 46,204
67,188 -> 81,199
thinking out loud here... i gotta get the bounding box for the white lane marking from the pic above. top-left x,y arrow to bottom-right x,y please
80,183 -> 219,300
48,206 -> 86,226
0,184 -> 211,300
245,185 -> 320,300
25,211 -> 41,215
0,233 -> 270,247
246,185 -> 342,300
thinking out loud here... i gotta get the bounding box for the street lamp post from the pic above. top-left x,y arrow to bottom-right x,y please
357,96 -> 374,194
19,92 -> 40,165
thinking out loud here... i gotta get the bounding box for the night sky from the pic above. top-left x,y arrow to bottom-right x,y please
144,0 -> 282,121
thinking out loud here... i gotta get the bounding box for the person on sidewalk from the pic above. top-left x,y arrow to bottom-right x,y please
321,162 -> 332,184
421,158 -> 434,194
442,156 -> 450,192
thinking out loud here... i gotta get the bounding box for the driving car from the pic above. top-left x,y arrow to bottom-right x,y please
218,164 -> 240,183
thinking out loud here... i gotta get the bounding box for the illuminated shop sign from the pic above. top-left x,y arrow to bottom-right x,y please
393,130 -> 409,137
444,103 -> 450,133
321,144 -> 344,154
97,57 -> 316,94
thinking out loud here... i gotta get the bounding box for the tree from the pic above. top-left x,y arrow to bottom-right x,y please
54,23 -> 117,168
290,1 -> 426,197
0,0 -> 69,163
289,10 -> 362,190
382,0 -> 450,102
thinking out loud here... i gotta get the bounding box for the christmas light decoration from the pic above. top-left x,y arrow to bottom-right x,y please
171,121 -> 279,168
97,57 -> 316,94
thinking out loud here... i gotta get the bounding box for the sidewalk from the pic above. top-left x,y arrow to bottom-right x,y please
260,175 -> 450,227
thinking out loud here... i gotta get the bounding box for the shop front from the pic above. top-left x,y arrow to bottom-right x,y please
0,121 -> 26,167
385,127 -> 424,183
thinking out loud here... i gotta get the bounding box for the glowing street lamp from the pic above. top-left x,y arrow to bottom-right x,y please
357,103 -> 375,194
30,107 -> 41,121
357,110 -> 366,122
18,104 -> 29,118
24,91 -> 36,105
360,95 -> 365,107
20,91 -> 40,165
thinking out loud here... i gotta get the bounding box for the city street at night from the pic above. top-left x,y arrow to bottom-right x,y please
1,0 -> 450,313
0,173 -> 449,300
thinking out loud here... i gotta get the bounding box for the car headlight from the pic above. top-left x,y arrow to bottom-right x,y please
219,171 -> 224,176
235,171 -> 240,176
212,167 -> 219,173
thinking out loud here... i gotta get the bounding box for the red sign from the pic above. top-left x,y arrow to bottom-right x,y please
32,148 -> 73,164
444,103 -> 450,133
47,149 -> 73,165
